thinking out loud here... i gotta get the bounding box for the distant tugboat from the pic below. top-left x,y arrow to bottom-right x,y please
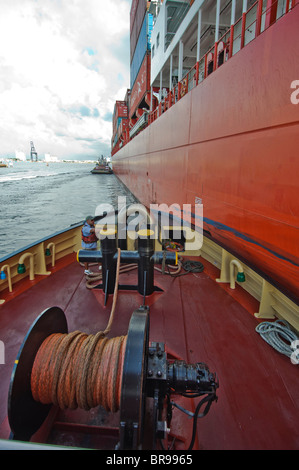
91,156 -> 113,174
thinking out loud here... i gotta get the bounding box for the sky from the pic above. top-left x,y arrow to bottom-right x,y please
0,0 -> 131,160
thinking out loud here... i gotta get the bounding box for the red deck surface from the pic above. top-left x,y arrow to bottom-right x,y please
0,255 -> 298,450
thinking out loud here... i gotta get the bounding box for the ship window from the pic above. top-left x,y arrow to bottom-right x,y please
152,44 -> 155,58
156,33 -> 160,49
165,2 -> 191,50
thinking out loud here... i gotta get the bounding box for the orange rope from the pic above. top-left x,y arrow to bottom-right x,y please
31,248 -> 129,413
31,332 -> 127,412
103,248 -> 121,336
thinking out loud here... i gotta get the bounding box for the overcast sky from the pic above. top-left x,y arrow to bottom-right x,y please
0,0 -> 131,160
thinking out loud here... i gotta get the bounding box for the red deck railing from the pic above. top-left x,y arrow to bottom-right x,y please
148,0 -> 297,125
112,0 -> 298,153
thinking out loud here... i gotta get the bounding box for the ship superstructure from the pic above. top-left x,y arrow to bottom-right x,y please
112,0 -> 298,153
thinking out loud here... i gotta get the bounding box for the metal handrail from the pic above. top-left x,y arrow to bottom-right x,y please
149,0 -> 296,123
130,0 -> 297,132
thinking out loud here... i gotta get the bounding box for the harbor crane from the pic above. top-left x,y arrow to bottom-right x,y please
30,141 -> 38,162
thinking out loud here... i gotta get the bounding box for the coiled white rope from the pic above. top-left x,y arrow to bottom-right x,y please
255,320 -> 299,365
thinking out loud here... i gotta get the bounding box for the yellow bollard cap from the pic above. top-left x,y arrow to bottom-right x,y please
99,228 -> 117,236
137,229 -> 155,237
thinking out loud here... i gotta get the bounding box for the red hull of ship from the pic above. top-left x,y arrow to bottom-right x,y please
112,8 -> 299,304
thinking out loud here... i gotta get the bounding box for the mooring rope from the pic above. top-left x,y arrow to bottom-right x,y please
255,319 -> 299,364
84,254 -> 183,289
102,247 -> 121,336
85,264 -> 137,289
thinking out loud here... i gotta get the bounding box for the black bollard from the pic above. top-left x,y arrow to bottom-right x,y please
100,228 -> 117,296
137,229 -> 155,297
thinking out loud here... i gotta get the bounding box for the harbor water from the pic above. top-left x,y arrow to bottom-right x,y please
0,161 -> 136,259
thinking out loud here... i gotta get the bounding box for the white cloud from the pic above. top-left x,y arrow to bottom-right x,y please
0,0 -> 130,159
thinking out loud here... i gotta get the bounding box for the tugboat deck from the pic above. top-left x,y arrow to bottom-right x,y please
0,254 -> 298,450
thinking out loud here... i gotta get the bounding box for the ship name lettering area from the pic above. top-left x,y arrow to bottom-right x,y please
290,80 -> 299,104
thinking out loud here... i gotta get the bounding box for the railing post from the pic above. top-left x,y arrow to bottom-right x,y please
204,54 -> 208,78
228,24 -> 234,59
168,90 -> 172,108
213,42 -> 218,71
178,82 -> 181,100
240,12 -> 246,48
256,0 -> 264,37
265,0 -> 278,29
195,61 -> 199,86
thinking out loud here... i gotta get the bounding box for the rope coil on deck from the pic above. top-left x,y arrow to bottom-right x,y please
255,320 -> 299,364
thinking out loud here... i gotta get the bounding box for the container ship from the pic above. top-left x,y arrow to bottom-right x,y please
112,0 -> 299,306
0,0 -> 298,452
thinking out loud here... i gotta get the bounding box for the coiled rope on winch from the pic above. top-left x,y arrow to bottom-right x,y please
31,332 -> 127,411
31,248 -> 128,412
255,319 -> 299,364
